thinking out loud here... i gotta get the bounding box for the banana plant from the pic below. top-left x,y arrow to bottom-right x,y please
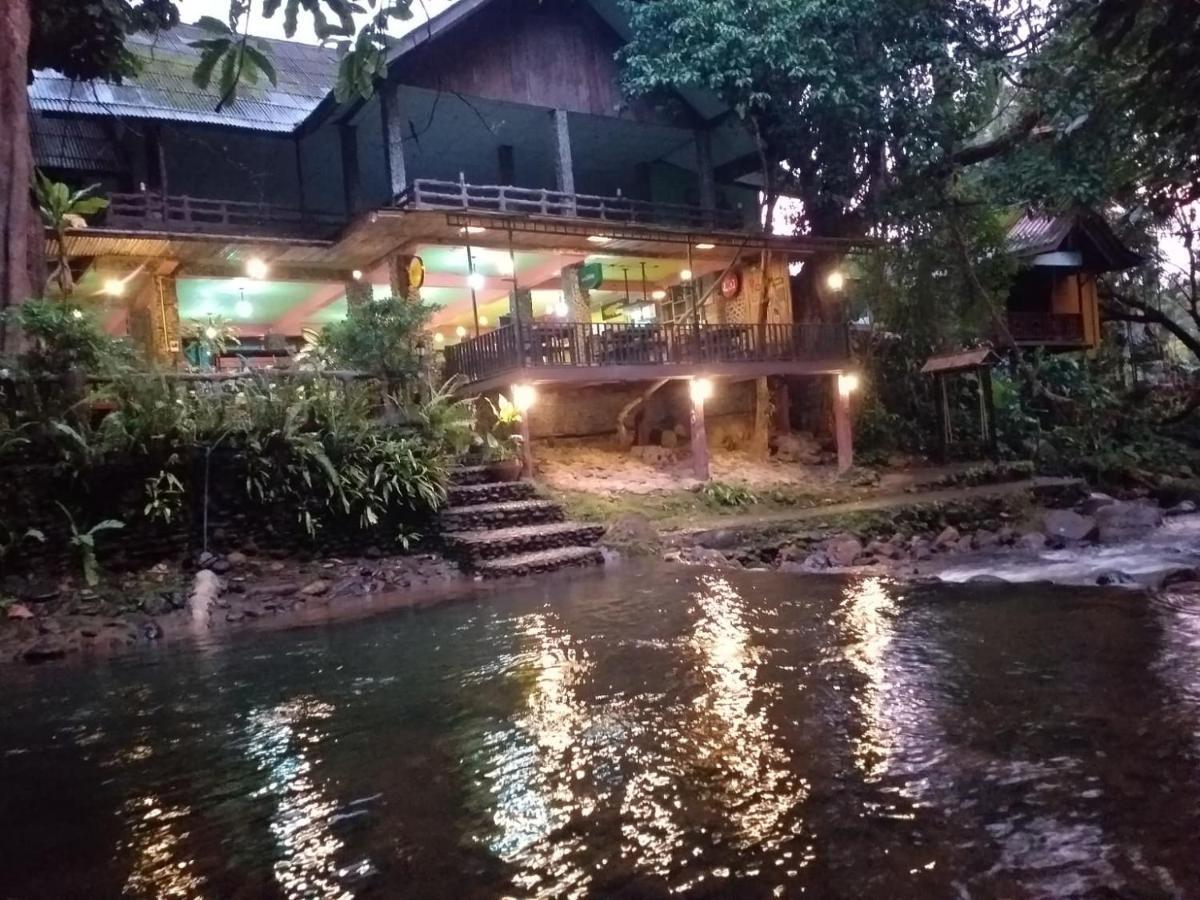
56,502 -> 123,587
33,170 -> 109,298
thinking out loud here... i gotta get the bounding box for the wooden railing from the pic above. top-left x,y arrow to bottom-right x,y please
1006,312 -> 1087,345
401,179 -> 745,231
443,322 -> 850,383
105,192 -> 344,239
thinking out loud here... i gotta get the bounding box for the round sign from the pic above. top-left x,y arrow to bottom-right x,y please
720,269 -> 742,299
407,256 -> 426,290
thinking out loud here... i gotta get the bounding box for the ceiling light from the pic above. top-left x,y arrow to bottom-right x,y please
351,269 -> 363,281
651,289 -> 667,301
235,299 -> 253,318
496,257 -> 514,276
478,315 -> 489,326
71,309 -> 84,320
827,270 -> 846,292
695,242 -> 716,250
456,325 -> 468,338
680,269 -> 694,282
467,272 -> 486,291
434,332 -> 445,344
102,278 -> 124,297
246,257 -> 269,280
587,235 -> 612,244
460,226 -> 486,235
554,300 -> 569,318
204,326 -> 218,340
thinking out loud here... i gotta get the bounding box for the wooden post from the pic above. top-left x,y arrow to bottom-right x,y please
691,383 -> 710,481
833,374 -> 854,473
381,82 -> 408,202
935,373 -> 950,462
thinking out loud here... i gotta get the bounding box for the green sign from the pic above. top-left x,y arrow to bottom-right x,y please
579,262 -> 605,291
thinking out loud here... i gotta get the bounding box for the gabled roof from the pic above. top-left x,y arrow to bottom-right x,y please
29,23 -> 338,133
32,115 -> 122,173
1005,209 -> 1144,272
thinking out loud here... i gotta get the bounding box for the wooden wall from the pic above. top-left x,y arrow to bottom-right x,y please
394,0 -> 689,125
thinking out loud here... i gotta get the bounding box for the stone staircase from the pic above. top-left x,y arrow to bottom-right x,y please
441,466 -> 605,579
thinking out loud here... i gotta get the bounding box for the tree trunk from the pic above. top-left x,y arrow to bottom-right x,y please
0,0 -> 33,354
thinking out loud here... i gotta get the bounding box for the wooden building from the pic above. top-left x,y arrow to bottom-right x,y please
29,0 -> 865,474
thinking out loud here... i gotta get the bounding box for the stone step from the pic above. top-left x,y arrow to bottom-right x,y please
445,521 -> 606,560
473,545 -> 605,579
448,465 -> 496,486
440,499 -> 564,531
446,480 -> 537,507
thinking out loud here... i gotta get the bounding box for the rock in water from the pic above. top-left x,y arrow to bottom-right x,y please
822,536 -> 864,567
1017,531 -> 1048,552
1166,500 -> 1198,517
933,526 -> 960,550
1042,510 -> 1097,543
1094,502 -> 1163,544
1079,492 -> 1118,516
189,570 -> 222,629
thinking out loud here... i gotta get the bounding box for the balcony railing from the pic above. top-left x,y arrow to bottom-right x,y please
443,321 -> 850,384
105,192 -> 344,240
400,179 -> 745,231
1006,312 -> 1087,346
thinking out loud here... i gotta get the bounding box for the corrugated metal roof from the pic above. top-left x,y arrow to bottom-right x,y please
29,24 -> 338,133
1005,212 -> 1073,257
31,114 -> 122,172
1005,209 -> 1144,272
921,348 -> 1000,374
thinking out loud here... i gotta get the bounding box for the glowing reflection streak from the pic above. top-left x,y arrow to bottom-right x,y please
121,794 -> 205,899
842,576 -> 899,780
244,697 -> 358,900
484,613 -> 594,899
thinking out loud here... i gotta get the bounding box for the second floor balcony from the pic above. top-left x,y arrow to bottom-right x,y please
105,191 -> 345,241
444,321 -> 851,390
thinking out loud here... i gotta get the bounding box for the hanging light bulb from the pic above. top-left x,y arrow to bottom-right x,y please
245,257 -> 269,280
554,299 -> 570,318
478,315 -> 489,326
826,270 -> 846,292
455,325 -> 468,338
496,256 -> 514,276
467,272 -> 486,291
434,332 -> 445,344
680,269 -> 694,282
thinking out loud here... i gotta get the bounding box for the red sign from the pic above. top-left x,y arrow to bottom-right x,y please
720,270 -> 742,299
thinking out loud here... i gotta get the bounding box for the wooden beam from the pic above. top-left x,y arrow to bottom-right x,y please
550,109 -> 576,198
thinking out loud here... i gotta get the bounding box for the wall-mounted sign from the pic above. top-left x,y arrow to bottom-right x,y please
600,302 -> 623,321
579,262 -> 605,291
407,256 -> 426,290
720,269 -> 742,300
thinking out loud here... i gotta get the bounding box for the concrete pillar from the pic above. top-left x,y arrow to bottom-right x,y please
345,274 -> 373,308
696,130 -> 716,222
145,275 -> 182,366
690,382 -> 710,481
833,374 -> 854,473
550,109 -> 575,209
510,288 -> 534,325
381,82 -> 408,202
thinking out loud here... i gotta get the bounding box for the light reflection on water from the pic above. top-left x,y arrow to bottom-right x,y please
2,562 -> 1200,899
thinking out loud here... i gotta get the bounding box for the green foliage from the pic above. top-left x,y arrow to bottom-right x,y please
479,395 -> 523,463
188,17 -> 278,107
55,502 -> 124,587
183,315 -> 241,365
143,466 -> 185,525
4,300 -> 133,376
318,295 -> 434,384
701,481 -> 758,508
405,377 -> 476,457
0,525 -> 45,567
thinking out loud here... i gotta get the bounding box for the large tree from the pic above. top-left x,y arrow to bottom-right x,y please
1,0 -> 412,353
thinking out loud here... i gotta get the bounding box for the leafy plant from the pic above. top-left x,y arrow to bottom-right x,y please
184,315 -> 240,365
701,481 -> 759,508
479,395 -> 523,463
318,295 -> 434,389
405,376 -> 476,457
55,502 -> 123,587
188,16 -> 278,108
33,171 -> 109,298
0,524 -> 45,568
144,466 -> 186,525
5,300 -> 133,376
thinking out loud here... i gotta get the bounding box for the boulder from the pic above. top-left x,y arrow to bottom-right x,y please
685,547 -> 741,569
630,445 -> 675,466
972,530 -> 1000,550
1017,531 -> 1048,552
865,539 -> 902,560
226,550 -> 250,566
6,603 -> 34,620
823,536 -> 864,567
1042,510 -> 1097,543
775,432 -> 823,465
1095,570 -> 1137,586
1079,492 -> 1119,516
22,637 -> 69,663
933,526 -> 960,550
660,429 -> 679,449
1094,502 -> 1163,544
299,579 -> 332,597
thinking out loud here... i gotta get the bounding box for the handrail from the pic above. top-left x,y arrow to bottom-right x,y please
401,178 -> 745,231
442,321 -> 850,383
1006,312 -> 1086,344
105,191 -> 344,239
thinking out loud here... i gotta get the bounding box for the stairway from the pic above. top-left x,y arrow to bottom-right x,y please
441,466 -> 605,579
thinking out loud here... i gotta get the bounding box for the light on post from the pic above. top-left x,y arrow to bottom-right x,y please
689,377 -> 714,404
467,272 -> 486,291
838,372 -> 860,397
680,268 -> 694,282
826,269 -> 846,292
246,257 -> 270,280
512,383 -> 537,413
455,325 -> 468,339
102,278 -> 125,297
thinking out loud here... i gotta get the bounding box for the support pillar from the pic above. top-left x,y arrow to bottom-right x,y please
380,82 -> 408,203
561,263 -> 591,321
144,273 -> 182,367
691,383 -> 710,482
833,374 -> 854,473
696,130 -> 716,223
516,394 -> 534,478
550,109 -> 575,211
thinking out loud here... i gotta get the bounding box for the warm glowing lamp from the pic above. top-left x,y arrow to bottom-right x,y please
512,383 -> 537,412
467,272 -> 486,291
695,242 -> 715,250
838,372 -> 860,396
478,315 -> 489,326
433,332 -> 445,344
455,325 -> 468,338
689,377 -> 714,403
680,269 -> 694,282
826,270 -> 846,292
102,278 -> 124,297
246,257 -> 269,280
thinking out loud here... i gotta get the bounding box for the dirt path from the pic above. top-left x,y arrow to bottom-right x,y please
663,477 -> 1083,535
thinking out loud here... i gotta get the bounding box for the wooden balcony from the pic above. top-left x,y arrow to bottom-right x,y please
1006,312 -> 1087,347
105,192 -> 344,240
443,321 -> 851,390
400,179 -> 745,231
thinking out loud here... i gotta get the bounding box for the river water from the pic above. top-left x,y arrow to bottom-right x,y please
3,562 -> 1200,899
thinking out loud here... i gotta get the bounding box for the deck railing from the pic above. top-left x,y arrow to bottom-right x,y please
443,321 -> 850,383
400,179 -> 745,231
105,192 -> 344,239
1006,312 -> 1087,345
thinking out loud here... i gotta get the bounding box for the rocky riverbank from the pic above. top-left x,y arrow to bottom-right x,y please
648,493 -> 1200,591
0,550 -> 463,665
